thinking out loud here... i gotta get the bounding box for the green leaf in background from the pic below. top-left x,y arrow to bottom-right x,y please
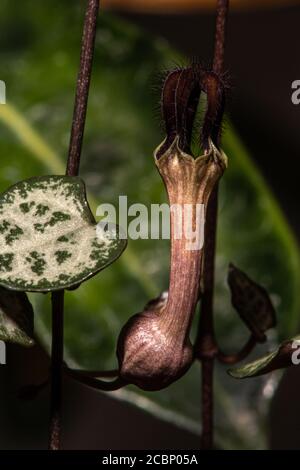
0,286 -> 34,347
0,0 -> 300,450
229,335 -> 300,379
227,263 -> 276,342
0,175 -> 126,292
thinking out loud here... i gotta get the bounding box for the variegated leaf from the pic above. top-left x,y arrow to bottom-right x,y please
0,286 -> 34,346
228,335 -> 300,379
0,176 -> 127,292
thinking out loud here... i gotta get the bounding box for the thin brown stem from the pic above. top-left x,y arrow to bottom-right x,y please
65,368 -> 119,378
49,291 -> 64,450
196,186 -> 219,450
197,0 -> 229,451
213,0 -> 229,76
197,187 -> 219,346
201,360 -> 214,450
66,0 -> 99,177
217,335 -> 257,365
66,368 -> 126,392
48,0 -> 99,450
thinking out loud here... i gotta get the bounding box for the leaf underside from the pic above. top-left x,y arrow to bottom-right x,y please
228,263 -> 276,342
0,176 -> 127,292
228,334 -> 300,379
0,286 -> 34,347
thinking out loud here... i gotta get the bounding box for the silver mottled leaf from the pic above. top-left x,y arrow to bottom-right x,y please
0,176 -> 127,292
0,286 -> 34,347
228,335 -> 300,379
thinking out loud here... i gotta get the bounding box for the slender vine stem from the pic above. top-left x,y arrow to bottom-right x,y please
64,368 -> 119,378
49,291 -> 64,450
217,335 -> 257,365
200,359 -> 214,450
196,187 -> 219,450
66,0 -> 99,177
65,368 -> 126,392
213,0 -> 229,76
197,0 -> 229,450
48,0 -> 99,450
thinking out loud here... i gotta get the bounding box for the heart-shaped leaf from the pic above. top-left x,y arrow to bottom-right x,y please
228,335 -> 300,378
0,176 -> 127,292
0,286 -> 34,346
228,263 -> 276,342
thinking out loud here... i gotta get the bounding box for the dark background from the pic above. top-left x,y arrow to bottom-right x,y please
0,3 -> 300,450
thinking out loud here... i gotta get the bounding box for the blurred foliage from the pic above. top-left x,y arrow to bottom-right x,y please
0,0 -> 299,449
